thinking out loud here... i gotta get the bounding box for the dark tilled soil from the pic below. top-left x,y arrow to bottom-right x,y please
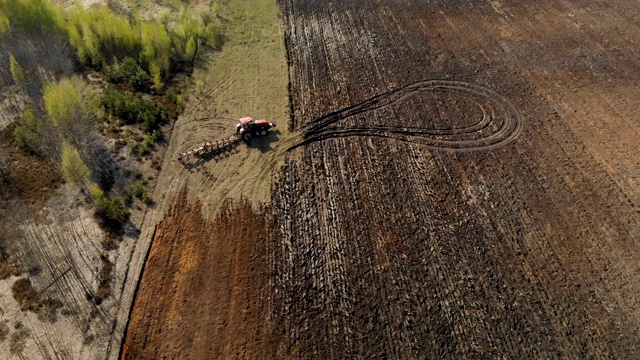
122,1 -> 640,358
270,0 -> 640,358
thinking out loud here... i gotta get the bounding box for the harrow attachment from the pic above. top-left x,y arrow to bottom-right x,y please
178,134 -> 240,163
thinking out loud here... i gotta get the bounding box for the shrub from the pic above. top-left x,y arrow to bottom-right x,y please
13,126 -> 32,149
9,328 -> 30,354
106,197 -> 128,224
10,277 -> 62,324
121,57 -> 149,90
13,107 -> 41,152
132,180 -> 145,199
144,130 -> 161,151
148,61 -> 163,89
66,5 -> 139,67
131,131 -> 161,156
102,89 -> 167,132
142,194 -> 153,205
103,59 -> 122,83
91,183 -> 107,209
168,89 -> 187,113
91,183 -> 130,227
185,36 -> 197,64
44,79 -> 81,129
11,278 -> 37,311
132,181 -> 154,205
3,1 -> 222,88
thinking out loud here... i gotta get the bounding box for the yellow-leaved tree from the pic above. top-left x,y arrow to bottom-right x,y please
9,53 -> 25,88
43,77 -> 100,136
61,140 -> 92,187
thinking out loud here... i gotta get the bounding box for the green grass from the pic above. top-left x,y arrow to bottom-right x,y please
197,0 -> 288,125
180,0 -> 290,213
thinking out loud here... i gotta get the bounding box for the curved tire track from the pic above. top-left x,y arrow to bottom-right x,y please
292,80 -> 523,151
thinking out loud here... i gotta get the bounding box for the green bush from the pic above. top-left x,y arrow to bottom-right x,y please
44,79 -> 82,129
0,11 -> 9,35
142,194 -> 153,205
102,89 -> 167,132
91,183 -> 106,208
13,107 -> 41,152
105,197 -> 128,224
167,89 -> 187,113
91,183 -> 129,226
102,59 -> 122,83
3,1 -> 222,89
131,130 -> 161,156
66,5 -> 140,67
64,4 -> 217,88
121,57 -> 149,90
132,179 -> 153,205
132,180 -> 146,199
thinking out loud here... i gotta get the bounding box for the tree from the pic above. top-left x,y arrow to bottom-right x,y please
0,0 -> 65,34
61,141 -> 91,187
9,53 -> 25,88
0,12 -> 9,35
43,77 -> 100,136
185,36 -> 197,65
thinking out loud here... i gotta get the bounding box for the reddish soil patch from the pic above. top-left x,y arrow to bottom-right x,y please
120,189 -> 275,359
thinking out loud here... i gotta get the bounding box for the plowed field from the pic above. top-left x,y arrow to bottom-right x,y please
121,191 -> 274,359
123,0 -> 640,358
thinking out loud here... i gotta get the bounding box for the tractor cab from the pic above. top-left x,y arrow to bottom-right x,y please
236,117 -> 276,141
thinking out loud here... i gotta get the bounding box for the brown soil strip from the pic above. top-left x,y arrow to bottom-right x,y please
120,188 -> 274,359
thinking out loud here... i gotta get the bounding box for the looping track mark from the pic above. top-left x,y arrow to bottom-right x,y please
291,80 -> 523,151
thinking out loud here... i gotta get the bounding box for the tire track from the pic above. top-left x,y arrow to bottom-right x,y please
291,80 -> 523,151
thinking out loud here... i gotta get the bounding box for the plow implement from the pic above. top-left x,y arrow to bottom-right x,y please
178,117 -> 276,164
178,134 -> 240,163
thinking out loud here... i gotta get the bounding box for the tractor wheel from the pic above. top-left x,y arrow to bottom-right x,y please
260,129 -> 268,136
242,132 -> 252,141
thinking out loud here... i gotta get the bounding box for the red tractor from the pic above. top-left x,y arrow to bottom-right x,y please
236,117 -> 276,141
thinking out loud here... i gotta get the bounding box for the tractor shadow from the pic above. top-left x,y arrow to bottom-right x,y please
247,129 -> 281,153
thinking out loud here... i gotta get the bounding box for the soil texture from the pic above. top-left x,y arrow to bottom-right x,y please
121,190 -> 274,359
123,1 -> 640,358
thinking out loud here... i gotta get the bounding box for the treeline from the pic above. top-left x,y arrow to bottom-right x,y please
0,0 -> 222,89
0,0 -> 64,36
